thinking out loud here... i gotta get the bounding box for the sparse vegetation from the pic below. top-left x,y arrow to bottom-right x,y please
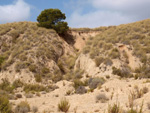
23,84 -> 48,93
88,77 -> 105,90
1,17 -> 150,113
0,79 -> 14,93
112,66 -> 132,78
15,101 -> 30,113
75,86 -> 87,94
32,106 -> 38,113
12,79 -> 24,88
95,93 -> 109,103
108,103 -> 123,113
58,98 -> 70,113
0,95 -> 12,113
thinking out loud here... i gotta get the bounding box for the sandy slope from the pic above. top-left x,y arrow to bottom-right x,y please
10,78 -> 150,113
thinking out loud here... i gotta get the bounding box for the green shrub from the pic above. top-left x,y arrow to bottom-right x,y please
12,79 -> 24,88
109,48 -> 120,59
73,79 -> 84,89
37,9 -> 69,34
0,56 -> 5,70
41,67 -> 50,74
75,86 -> 87,94
19,54 -> 27,61
83,46 -> 90,54
0,95 -> 12,113
108,103 -> 122,113
88,77 -> 105,90
25,93 -> 33,98
15,62 -> 28,72
51,73 -> 63,83
15,101 -> 30,113
95,56 -> 104,67
112,66 -> 131,78
15,94 -> 22,99
0,27 -> 10,35
73,69 -> 84,79
23,84 -> 47,93
0,79 -> 14,93
96,93 -> 109,103
104,58 -> 113,66
58,98 -> 70,113
127,101 -> 143,113
9,30 -> 20,42
34,74 -> 42,83
28,65 -> 37,73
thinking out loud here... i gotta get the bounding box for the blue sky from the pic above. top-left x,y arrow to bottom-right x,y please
0,0 -> 150,28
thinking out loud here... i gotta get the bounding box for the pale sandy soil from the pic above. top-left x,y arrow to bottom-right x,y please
10,78 -> 150,113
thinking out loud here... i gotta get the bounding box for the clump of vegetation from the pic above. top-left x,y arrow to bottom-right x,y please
82,19 -> 150,79
23,84 -> 48,93
0,79 -> 14,93
134,65 -> 150,78
88,77 -> 105,90
108,103 -> 123,113
0,56 -> 5,70
0,95 -> 12,113
73,79 -> 85,89
37,8 -> 69,34
109,48 -> 120,59
95,93 -> 109,103
0,21 -> 69,83
12,79 -> 24,88
16,94 -> 22,99
58,98 -> 70,113
112,66 -> 132,78
32,106 -> 38,113
15,101 -> 30,113
95,56 -> 104,67
127,101 -> 143,113
104,58 -> 113,66
75,86 -> 87,94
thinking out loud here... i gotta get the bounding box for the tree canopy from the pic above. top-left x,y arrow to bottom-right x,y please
37,9 -> 69,34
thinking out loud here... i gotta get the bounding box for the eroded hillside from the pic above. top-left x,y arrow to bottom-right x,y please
0,22 -> 78,83
0,20 -> 150,113
78,19 -> 150,79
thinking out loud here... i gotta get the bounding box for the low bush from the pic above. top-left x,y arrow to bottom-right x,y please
95,56 -> 104,67
108,103 -> 122,113
96,93 -> 109,103
109,48 -> 120,59
73,79 -> 84,89
0,95 -> 12,113
0,56 -> 5,70
12,79 -> 24,88
58,98 -> 70,113
0,79 -> 14,93
15,101 -> 30,113
112,66 -> 132,78
25,93 -> 33,98
28,65 -> 37,73
104,58 -> 113,66
23,84 -> 47,93
16,94 -> 22,98
88,77 -> 105,90
34,74 -> 42,83
32,106 -> 38,113
75,86 -> 87,94
127,101 -> 143,113
73,69 -> 84,79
